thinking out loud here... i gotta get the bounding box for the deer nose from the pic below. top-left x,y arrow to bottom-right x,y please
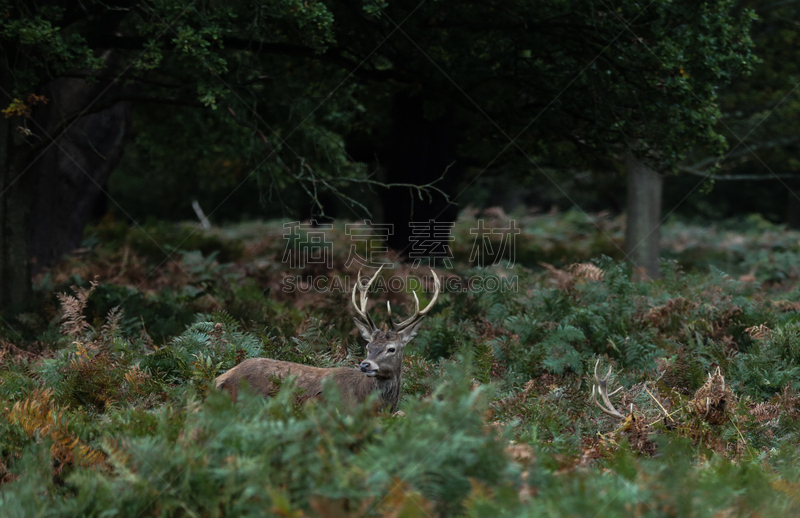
360,360 -> 378,374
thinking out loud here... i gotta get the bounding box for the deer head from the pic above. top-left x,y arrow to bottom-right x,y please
351,266 -> 441,380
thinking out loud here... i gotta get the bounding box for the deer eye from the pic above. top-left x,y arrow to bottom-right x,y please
388,347 -> 396,353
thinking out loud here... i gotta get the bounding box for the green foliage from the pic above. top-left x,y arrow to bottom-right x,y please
672,1 -> 800,223
6,216 -> 800,514
731,322 -> 800,399
539,325 -> 585,376
172,318 -> 262,371
139,347 -> 187,383
2,362 -> 514,517
415,314 -> 474,360
0,2 -> 102,90
89,283 -> 197,344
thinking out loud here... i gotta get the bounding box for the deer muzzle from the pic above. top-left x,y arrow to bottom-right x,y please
360,360 -> 379,377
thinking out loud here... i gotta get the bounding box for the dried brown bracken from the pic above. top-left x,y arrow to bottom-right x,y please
750,402 -> 781,424
744,323 -> 771,341
772,300 -> 800,313
645,297 -> 695,329
539,262 -> 577,291
539,262 -> 606,291
56,279 -> 98,338
689,367 -> 736,425
568,262 -> 605,282
9,389 -> 106,475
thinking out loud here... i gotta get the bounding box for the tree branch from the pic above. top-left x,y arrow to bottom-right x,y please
680,136 -> 800,176
680,169 -> 800,181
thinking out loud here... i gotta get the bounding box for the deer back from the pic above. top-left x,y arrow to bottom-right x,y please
215,358 -> 379,407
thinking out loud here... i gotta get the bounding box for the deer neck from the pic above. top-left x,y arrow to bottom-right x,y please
374,375 -> 400,412
371,351 -> 403,412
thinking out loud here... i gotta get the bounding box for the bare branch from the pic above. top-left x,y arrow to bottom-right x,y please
680,136 -> 800,180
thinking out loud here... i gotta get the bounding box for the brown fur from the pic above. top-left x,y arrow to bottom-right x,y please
215,345 -> 403,411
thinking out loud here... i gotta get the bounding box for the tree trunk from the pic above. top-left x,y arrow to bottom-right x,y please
0,63 -> 129,313
379,93 -> 460,255
30,76 -> 129,270
0,111 -> 35,313
624,153 -> 663,279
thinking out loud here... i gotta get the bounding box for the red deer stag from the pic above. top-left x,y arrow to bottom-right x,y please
215,267 -> 440,411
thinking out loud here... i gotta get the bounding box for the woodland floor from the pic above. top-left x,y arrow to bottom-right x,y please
3,209 -> 800,516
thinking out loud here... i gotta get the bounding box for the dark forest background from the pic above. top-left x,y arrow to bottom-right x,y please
3,0 -> 799,311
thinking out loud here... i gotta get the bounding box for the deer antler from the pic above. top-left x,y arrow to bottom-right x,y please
352,265 -> 384,332
591,359 -> 626,419
387,269 -> 441,332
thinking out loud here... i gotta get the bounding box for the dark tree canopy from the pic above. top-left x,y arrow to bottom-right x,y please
0,0 -> 757,310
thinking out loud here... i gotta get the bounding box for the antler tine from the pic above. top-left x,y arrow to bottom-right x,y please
421,270 -> 441,316
359,273 -> 370,314
351,269 -> 367,321
392,269 -> 441,331
352,265 -> 383,331
351,273 -> 363,316
591,359 -> 626,419
360,268 -> 379,328
390,291 -> 419,329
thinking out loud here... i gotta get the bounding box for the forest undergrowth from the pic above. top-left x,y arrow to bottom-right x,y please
3,212 -> 800,516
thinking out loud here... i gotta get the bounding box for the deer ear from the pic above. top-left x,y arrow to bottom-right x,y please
398,318 -> 425,345
353,318 -> 374,341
